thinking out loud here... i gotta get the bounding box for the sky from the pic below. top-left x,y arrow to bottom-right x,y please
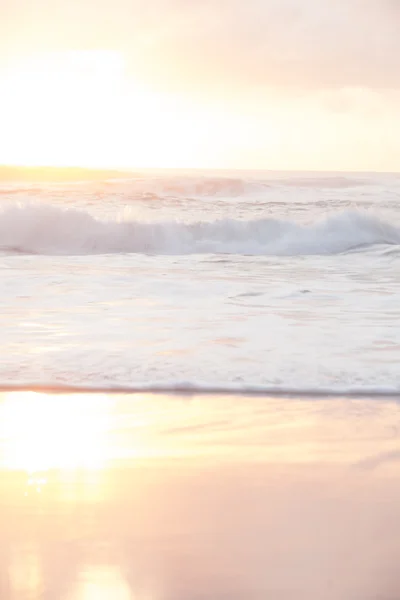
1,0 -> 400,171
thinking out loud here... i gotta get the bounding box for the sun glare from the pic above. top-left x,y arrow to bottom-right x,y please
0,50 -> 215,169
0,392 -> 110,472
0,51 -> 124,168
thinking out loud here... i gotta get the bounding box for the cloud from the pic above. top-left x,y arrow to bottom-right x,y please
355,450 -> 400,471
2,0 -> 400,92
126,0 -> 400,91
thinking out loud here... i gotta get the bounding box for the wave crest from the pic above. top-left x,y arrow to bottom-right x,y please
0,204 -> 399,256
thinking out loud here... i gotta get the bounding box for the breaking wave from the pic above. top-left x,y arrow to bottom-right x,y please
0,204 -> 399,256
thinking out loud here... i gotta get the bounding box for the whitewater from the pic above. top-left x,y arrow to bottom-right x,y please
1,169 -> 400,391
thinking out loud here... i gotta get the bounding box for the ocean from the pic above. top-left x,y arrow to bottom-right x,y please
0,170 -> 399,599
0,169 -> 400,392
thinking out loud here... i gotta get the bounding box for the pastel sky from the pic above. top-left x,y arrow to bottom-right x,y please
1,0 -> 400,170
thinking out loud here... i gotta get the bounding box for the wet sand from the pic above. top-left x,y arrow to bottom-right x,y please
0,391 -> 399,599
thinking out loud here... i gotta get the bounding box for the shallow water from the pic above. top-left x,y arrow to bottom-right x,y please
0,170 -> 400,390
0,391 -> 399,599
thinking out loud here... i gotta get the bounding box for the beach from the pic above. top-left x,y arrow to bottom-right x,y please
0,171 -> 399,597
0,390 -> 398,599
3,2 -> 400,597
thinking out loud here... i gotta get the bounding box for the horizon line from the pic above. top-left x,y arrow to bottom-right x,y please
1,164 -> 399,177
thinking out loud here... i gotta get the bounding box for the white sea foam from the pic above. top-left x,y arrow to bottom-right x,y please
0,171 -> 399,392
0,203 -> 399,256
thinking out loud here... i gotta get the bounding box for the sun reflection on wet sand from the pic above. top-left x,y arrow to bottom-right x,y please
0,392 -> 398,599
0,392 -> 111,472
68,565 -> 132,600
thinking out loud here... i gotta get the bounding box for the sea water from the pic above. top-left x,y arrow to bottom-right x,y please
0,170 -> 400,599
0,169 -> 399,391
